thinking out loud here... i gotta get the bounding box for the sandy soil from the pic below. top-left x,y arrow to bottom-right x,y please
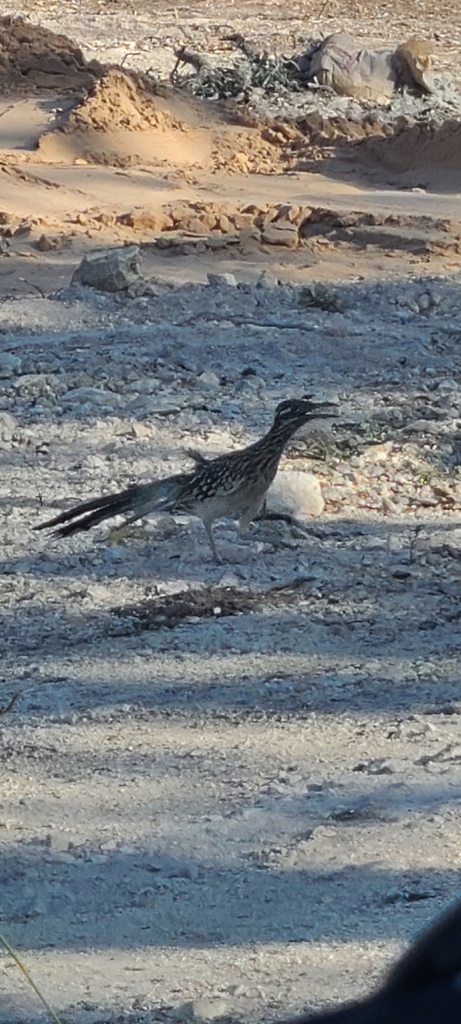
1,2 -> 461,1023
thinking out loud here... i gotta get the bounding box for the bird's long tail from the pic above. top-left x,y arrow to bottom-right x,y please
34,477 -> 187,538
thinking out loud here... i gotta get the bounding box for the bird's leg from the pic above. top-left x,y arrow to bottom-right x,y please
202,518 -> 221,562
238,501 -> 263,541
237,518 -> 251,541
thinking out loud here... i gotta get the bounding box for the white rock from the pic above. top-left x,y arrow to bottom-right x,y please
198,372 -> 220,388
0,411 -> 17,440
218,572 -> 242,587
267,470 -> 324,518
206,272 -> 237,287
47,830 -> 70,852
256,270 -> 279,288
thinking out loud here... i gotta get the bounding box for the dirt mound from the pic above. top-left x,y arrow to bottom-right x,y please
36,68 -> 299,171
34,67 -> 345,173
357,119 -> 461,172
0,15 -> 103,93
68,70 -> 200,134
37,69 -> 214,167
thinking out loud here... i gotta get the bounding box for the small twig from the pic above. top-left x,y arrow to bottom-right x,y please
120,50 -> 145,66
416,743 -> 461,767
316,0 -> 329,18
171,46 -> 211,79
0,692 -> 19,716
170,53 -> 183,80
23,280 -> 46,299
0,932 -> 64,1024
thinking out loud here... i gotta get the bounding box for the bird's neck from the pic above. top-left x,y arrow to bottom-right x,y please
261,420 -> 304,452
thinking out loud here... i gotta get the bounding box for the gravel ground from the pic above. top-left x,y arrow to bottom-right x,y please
2,272 -> 461,1024
1,2 -> 461,1023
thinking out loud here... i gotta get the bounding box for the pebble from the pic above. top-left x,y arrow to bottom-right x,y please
0,352 -> 22,376
198,371 -> 220,388
47,831 -> 71,852
207,272 -> 237,287
382,496 -> 399,514
219,572 -> 243,587
0,411 -> 18,441
256,270 -> 279,288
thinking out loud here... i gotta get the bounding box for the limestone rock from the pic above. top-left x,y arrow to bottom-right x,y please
120,208 -> 173,232
267,470 -> 325,518
36,233 -> 57,251
262,219 -> 299,247
0,411 -> 17,441
238,225 -> 262,253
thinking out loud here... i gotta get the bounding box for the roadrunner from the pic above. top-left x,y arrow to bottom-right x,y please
35,396 -> 336,559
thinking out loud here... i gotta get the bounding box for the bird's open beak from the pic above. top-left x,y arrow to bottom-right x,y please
304,397 -> 340,418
